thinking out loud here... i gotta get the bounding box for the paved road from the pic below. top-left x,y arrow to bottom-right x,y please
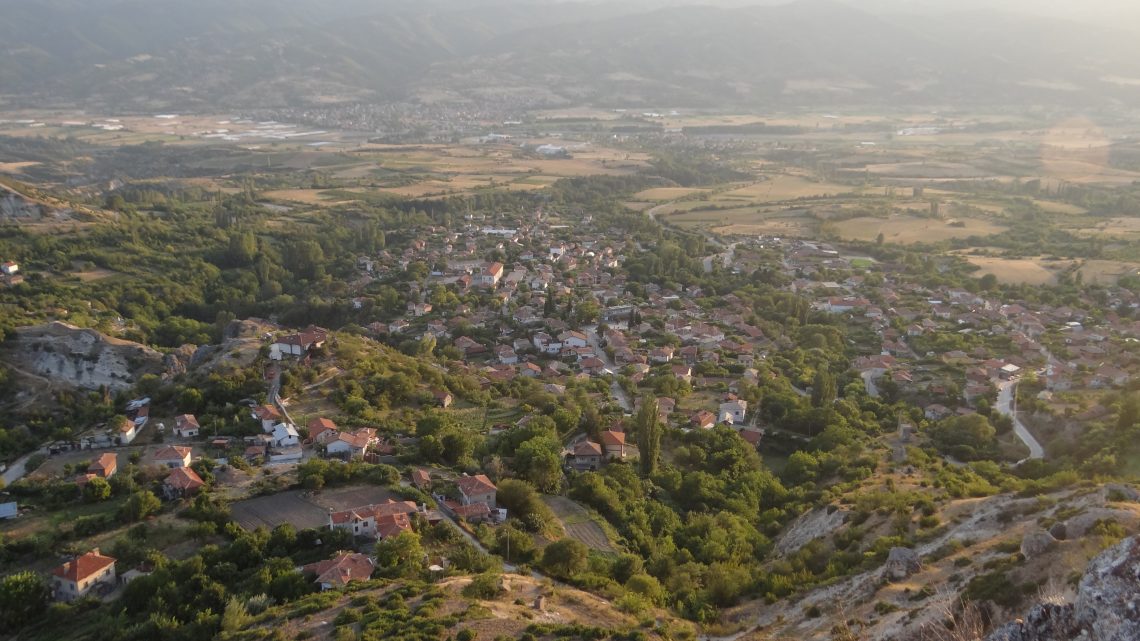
583,325 -> 632,413
996,380 -> 1044,462
860,369 -> 885,398
1,447 -> 47,486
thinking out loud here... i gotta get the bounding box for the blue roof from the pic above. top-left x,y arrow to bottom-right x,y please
0,502 -> 17,519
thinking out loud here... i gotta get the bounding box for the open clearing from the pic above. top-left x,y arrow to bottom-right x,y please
231,485 -> 399,531
961,256 -> 1064,285
543,495 -> 615,552
834,215 -> 1007,244
1077,260 -> 1140,286
1074,216 -> 1140,239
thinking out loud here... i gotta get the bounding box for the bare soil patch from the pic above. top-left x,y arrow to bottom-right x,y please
543,496 -> 615,552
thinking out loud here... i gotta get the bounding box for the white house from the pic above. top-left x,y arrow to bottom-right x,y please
51,550 -> 116,602
456,474 -> 497,507
1,261 -> 18,275
558,331 -> 589,349
117,417 -> 139,445
271,423 -> 300,448
173,414 -> 200,438
718,400 -> 748,425
153,445 -> 192,468
326,429 -> 374,459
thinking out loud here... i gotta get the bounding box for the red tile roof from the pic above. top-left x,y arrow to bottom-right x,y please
165,466 -> 205,493
573,441 -> 603,457
600,430 -> 626,446
52,550 -> 116,583
302,552 -> 373,587
153,446 -> 192,462
174,414 -> 199,430
89,453 -> 117,476
456,474 -> 496,498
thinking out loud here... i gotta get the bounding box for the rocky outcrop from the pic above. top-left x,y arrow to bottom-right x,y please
2,322 -> 171,392
985,535 -> 1140,641
883,547 -> 922,581
1020,529 -> 1057,559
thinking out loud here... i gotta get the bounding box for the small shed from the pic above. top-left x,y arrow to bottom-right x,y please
0,501 -> 17,520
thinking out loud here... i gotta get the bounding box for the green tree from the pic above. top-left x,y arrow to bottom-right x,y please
635,396 -> 661,477
514,435 -> 563,493
374,531 -> 425,579
119,490 -> 162,523
84,476 -> 112,502
811,370 -> 837,408
541,539 -> 589,579
0,571 -> 49,629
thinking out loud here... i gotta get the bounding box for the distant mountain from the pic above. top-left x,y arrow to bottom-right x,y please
1,0 -> 1138,111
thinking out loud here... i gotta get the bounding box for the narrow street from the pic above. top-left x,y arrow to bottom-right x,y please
996,380 -> 1045,462
583,325 -> 632,413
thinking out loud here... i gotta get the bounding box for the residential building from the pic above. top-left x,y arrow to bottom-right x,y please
88,453 -> 117,478
456,474 -> 497,507
302,552 -> 375,591
153,445 -> 192,468
51,550 -> 117,602
163,466 -> 205,499
173,414 -> 200,438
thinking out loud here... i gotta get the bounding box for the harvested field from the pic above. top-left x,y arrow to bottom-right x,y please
962,256 -> 1063,285
543,496 -> 615,552
719,175 -> 851,202
1076,216 -> 1140,238
0,161 -> 41,174
231,485 -> 400,531
1077,260 -> 1140,286
834,215 -> 1007,244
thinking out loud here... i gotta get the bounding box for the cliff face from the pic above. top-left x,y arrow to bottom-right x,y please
2,322 -> 176,392
986,535 -> 1140,641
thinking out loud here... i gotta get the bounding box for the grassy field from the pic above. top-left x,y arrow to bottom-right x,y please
834,215 -> 1008,244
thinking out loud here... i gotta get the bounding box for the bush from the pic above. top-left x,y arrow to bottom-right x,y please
462,573 -> 504,600
457,629 -> 477,641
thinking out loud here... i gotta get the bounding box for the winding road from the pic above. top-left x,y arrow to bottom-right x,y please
583,325 -> 632,413
996,380 -> 1045,462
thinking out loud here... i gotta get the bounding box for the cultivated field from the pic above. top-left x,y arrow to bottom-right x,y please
231,485 -> 400,531
834,215 -> 1007,244
543,495 -> 615,552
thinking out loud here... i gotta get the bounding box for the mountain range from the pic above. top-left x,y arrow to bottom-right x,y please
2,0 -> 1139,111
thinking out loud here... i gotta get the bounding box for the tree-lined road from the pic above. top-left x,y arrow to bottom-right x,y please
996,380 -> 1044,462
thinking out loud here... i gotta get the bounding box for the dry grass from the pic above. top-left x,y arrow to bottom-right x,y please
720,175 -> 852,202
262,189 -> 352,205
0,161 -> 41,174
835,216 -> 1007,244
962,256 -> 1063,285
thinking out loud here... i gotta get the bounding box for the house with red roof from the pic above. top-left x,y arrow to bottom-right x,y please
329,500 -> 419,539
163,466 -> 205,499
302,552 -> 374,591
173,414 -> 200,438
571,440 -> 603,470
153,445 -> 192,468
51,549 -> 117,601
326,429 -> 375,459
456,474 -> 497,507
88,453 -> 117,478
600,430 -> 627,459
307,417 -> 338,443
411,468 -> 432,491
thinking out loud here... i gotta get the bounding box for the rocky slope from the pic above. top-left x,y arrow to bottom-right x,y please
2,322 -> 175,392
986,534 -> 1140,641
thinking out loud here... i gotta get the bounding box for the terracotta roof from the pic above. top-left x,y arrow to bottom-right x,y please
302,552 -> 373,587
254,405 -> 282,420
330,500 -> 418,525
174,414 -> 199,430
89,453 -> 117,475
456,474 -> 497,498
450,501 -> 492,520
153,446 -> 192,462
333,429 -> 372,449
574,441 -> 603,456
412,468 -> 432,489
52,550 -> 116,583
308,417 -> 338,435
165,466 -> 205,492
376,513 -> 412,539
600,430 -> 626,446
